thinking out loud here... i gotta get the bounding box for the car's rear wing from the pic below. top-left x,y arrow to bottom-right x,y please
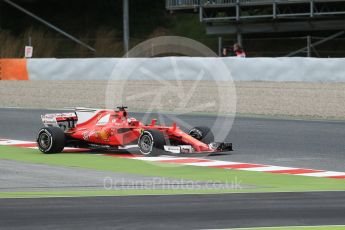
41,113 -> 78,131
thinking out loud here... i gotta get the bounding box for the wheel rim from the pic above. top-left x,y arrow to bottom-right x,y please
140,135 -> 153,154
39,132 -> 51,149
189,129 -> 203,140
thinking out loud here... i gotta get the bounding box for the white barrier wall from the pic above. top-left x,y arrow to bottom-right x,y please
27,57 -> 345,82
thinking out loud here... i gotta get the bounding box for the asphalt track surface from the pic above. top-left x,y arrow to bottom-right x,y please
0,159 -> 245,192
1,191 -> 345,230
1,108 -> 345,229
1,108 -> 345,171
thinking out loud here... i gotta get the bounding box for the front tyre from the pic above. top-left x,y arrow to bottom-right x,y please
188,126 -> 214,144
138,130 -> 166,156
37,127 -> 65,154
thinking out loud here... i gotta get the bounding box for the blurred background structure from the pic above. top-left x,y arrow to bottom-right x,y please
1,0 -> 345,57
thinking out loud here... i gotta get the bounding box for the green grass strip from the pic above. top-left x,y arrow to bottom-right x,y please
0,145 -> 345,198
228,226 -> 345,230
0,189 -> 259,199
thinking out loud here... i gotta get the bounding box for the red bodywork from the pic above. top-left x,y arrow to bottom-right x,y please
57,109 -> 214,153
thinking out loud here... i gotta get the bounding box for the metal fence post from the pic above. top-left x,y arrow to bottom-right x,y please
218,36 -> 223,57
237,33 -> 242,46
123,0 -> 130,56
310,0 -> 314,17
199,5 -> 203,22
236,0 -> 240,21
307,35 -> 311,57
273,1 -> 277,19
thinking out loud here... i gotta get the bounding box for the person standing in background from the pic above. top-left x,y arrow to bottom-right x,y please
222,43 -> 247,57
222,46 -> 231,57
233,43 -> 246,58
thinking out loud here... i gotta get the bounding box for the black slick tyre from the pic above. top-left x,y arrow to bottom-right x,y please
138,130 -> 166,156
37,127 -> 65,154
188,126 -> 214,144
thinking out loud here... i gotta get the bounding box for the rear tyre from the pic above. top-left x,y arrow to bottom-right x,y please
188,126 -> 214,144
138,130 -> 166,156
37,127 -> 65,154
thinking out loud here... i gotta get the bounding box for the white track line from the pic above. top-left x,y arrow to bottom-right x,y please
29,146 -> 89,152
0,140 -> 36,145
242,166 -> 297,172
298,171 -> 345,177
223,225 -> 345,230
184,161 -> 247,167
2,139 -> 345,180
134,156 -> 178,161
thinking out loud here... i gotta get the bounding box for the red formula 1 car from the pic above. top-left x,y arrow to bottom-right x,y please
37,107 -> 233,156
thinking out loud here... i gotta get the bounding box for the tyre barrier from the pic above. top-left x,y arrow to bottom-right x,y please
0,59 -> 29,81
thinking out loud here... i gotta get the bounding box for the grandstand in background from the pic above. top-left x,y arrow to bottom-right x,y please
166,0 -> 345,57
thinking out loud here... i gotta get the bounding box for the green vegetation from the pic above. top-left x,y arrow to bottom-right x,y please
1,0 -> 344,57
0,0 -> 219,58
228,226 -> 345,230
0,145 -> 345,198
168,14 -> 219,51
0,190 -> 252,199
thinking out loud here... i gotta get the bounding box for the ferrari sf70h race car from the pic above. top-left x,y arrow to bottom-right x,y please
37,107 -> 233,156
